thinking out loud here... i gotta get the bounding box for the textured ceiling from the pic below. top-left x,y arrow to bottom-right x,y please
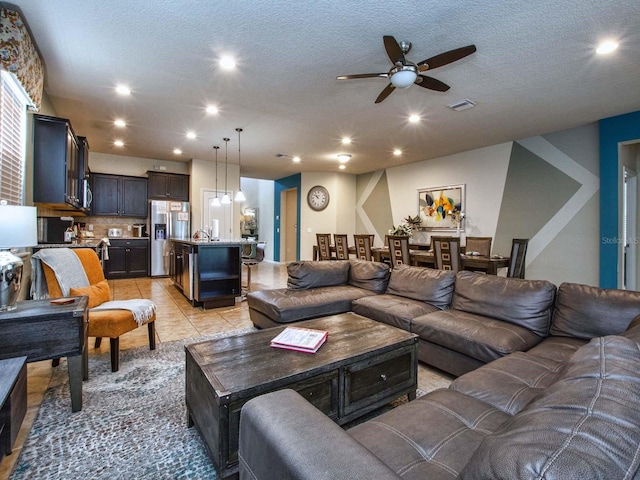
11,0 -> 640,180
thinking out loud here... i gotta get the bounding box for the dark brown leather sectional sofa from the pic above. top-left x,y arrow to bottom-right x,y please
240,260 -> 640,479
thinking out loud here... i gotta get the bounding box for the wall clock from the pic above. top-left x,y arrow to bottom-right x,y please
307,185 -> 330,211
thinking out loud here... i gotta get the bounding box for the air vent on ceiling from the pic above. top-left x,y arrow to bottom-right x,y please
447,99 -> 476,111
275,153 -> 289,158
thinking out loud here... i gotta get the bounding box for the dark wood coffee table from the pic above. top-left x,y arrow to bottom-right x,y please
185,312 -> 418,479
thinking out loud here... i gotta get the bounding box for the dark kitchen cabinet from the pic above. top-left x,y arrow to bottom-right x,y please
91,174 -> 148,217
147,171 -> 189,201
33,114 -> 81,210
104,239 -> 149,279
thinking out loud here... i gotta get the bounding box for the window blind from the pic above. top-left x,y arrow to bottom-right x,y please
0,70 -> 28,205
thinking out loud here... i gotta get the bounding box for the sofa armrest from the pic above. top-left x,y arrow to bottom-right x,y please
239,389 -> 400,480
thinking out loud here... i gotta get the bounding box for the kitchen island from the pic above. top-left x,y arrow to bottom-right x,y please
170,239 -> 255,309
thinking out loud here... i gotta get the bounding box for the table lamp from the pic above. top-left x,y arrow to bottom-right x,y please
0,201 -> 37,311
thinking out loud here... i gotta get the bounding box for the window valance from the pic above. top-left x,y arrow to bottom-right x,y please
0,6 -> 43,111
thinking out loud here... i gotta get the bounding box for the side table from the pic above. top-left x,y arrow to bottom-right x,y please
0,356 -> 27,463
0,297 -> 89,412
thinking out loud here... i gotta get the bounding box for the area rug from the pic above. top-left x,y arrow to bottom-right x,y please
9,328 -> 256,480
9,328 -> 426,479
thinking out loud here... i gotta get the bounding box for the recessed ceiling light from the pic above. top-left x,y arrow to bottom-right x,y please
409,114 -> 421,123
219,55 -> 236,70
206,105 -> 219,115
292,156 -> 301,163
596,39 -> 619,55
115,85 -> 131,95
393,149 -> 402,156
337,153 -> 351,163
339,165 -> 346,170
173,148 -> 182,155
114,140 -> 124,147
114,119 -> 126,128
341,137 -> 351,145
186,131 -> 196,140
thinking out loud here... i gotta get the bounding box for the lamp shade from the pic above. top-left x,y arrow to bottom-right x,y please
390,69 -> 417,89
0,204 -> 37,248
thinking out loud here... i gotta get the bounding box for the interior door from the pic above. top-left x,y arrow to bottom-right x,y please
281,188 -> 298,262
202,189 -> 233,239
623,167 -> 637,290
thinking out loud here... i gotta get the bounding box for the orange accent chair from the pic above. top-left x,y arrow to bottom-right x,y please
41,248 -> 156,372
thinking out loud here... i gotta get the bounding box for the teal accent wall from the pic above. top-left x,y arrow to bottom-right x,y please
273,173 -> 301,262
599,111 -> 640,288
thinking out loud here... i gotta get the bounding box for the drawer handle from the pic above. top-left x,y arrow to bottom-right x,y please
380,374 -> 387,381
308,392 -> 313,396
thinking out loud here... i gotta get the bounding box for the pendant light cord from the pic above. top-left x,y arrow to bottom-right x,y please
223,137 -> 230,194
213,146 -> 219,194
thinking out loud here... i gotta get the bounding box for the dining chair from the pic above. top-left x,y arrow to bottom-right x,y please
507,238 -> 529,278
386,235 -> 411,267
465,237 -> 492,257
316,233 -> 333,260
432,236 -> 462,272
353,234 -> 373,261
334,234 -> 350,260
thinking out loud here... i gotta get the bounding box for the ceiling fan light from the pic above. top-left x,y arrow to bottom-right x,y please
390,69 -> 417,88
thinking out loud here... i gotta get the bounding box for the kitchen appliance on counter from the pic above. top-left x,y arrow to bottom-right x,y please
132,224 -> 146,238
150,200 -> 190,276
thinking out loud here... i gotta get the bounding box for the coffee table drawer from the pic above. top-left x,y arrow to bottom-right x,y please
343,345 -> 416,416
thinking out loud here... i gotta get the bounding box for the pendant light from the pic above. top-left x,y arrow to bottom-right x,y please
221,137 -> 231,205
235,127 -> 246,202
211,146 -> 221,207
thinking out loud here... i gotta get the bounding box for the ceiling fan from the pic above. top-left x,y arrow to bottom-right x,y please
336,36 -> 476,104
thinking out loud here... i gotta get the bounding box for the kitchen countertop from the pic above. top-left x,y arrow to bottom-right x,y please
35,237 -> 150,249
171,239 -> 257,246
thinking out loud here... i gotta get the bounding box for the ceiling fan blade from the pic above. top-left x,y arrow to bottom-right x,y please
383,35 -> 405,65
375,84 -> 396,103
417,45 -> 477,71
336,73 -> 388,80
415,75 -> 450,92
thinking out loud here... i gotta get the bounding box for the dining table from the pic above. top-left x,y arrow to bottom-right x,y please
312,244 -> 510,275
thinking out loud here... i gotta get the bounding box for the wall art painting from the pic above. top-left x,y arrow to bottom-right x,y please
418,184 -> 465,231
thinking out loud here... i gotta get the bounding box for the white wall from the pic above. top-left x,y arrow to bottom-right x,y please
385,143 -> 512,246
299,172 -> 356,260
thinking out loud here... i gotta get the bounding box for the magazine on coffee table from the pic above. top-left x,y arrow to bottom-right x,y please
270,326 -> 328,354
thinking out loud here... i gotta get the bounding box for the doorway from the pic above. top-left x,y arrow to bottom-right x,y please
622,167 -> 637,290
279,188 -> 298,262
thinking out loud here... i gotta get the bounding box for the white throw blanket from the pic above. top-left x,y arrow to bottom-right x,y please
92,299 -> 156,327
31,248 -> 89,299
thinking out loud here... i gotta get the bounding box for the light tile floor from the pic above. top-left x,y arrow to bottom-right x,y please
0,261 -> 452,479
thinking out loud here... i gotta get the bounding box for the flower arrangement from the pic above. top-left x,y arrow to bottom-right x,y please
388,215 -> 421,237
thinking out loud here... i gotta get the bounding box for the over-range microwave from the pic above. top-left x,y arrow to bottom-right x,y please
83,178 -> 93,210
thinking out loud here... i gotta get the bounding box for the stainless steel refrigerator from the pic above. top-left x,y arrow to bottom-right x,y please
150,200 -> 190,276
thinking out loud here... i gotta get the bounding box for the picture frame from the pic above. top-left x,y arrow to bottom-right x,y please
417,184 -> 466,231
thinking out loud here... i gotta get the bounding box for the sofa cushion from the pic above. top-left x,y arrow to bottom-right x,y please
412,309 -> 544,364
385,264 -> 455,308
460,335 -> 640,480
621,314 -> 640,344
286,260 -> 350,289
352,294 -> 439,331
452,271 -> 556,337
348,389 -> 511,480
525,335 -> 587,363
246,286 -> 377,324
450,351 -> 565,415
348,259 -> 390,293
550,282 -> 640,339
